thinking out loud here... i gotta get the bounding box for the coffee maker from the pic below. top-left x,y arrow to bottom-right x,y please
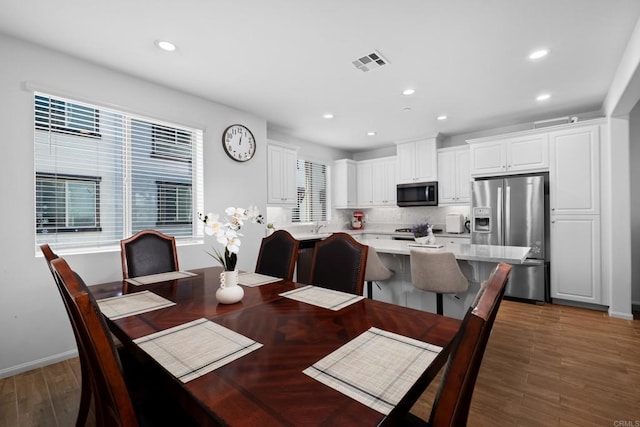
351,211 -> 364,230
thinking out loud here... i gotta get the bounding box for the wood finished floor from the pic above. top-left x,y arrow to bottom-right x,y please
1,300 -> 639,426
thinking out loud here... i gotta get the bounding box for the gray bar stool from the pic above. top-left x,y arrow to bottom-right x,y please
364,247 -> 394,299
409,250 -> 470,315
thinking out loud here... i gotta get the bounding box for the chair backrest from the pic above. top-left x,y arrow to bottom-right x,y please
309,232 -> 368,295
120,229 -> 179,279
50,257 -> 138,427
364,246 -> 393,282
255,230 -> 300,281
428,263 -> 511,427
409,250 -> 469,294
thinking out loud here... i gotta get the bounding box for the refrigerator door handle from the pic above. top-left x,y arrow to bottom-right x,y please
497,186 -> 503,244
505,185 -> 511,246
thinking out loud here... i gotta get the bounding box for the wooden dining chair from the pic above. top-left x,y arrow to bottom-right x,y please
120,229 -> 179,279
255,230 -> 300,281
401,262 -> 512,427
309,232 -> 368,295
40,244 -> 92,427
50,257 -> 139,426
49,257 -> 196,427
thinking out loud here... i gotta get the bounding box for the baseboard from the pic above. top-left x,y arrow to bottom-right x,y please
608,309 -> 634,320
0,349 -> 78,380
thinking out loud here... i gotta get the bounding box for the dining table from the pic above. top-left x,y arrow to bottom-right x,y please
90,266 -> 462,426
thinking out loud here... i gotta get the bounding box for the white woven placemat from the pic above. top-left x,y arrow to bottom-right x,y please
303,327 -> 442,415
238,272 -> 282,287
125,270 -> 197,286
134,318 -> 262,383
97,290 -> 175,320
279,285 -> 364,311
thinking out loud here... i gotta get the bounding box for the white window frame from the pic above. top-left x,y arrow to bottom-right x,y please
34,92 -> 204,254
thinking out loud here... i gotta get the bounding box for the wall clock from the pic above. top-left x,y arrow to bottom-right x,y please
222,124 -> 256,162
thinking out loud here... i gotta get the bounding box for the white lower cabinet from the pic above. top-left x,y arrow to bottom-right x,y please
550,215 -> 601,304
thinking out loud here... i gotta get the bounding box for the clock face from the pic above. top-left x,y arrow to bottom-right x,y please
222,124 -> 256,162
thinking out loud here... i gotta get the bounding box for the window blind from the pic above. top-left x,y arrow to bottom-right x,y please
291,159 -> 328,223
34,92 -> 204,252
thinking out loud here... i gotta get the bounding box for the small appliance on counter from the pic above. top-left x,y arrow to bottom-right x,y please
351,211 -> 364,230
445,213 -> 465,233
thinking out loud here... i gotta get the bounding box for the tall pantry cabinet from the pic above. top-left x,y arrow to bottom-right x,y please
549,124 -> 602,304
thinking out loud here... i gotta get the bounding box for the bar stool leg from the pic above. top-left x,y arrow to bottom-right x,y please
367,281 -> 373,300
436,293 -> 444,315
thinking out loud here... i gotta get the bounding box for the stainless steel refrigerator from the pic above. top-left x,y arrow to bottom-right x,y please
471,174 -> 549,302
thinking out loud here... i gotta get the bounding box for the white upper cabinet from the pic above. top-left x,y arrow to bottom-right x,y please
396,138 -> 437,183
372,157 -> 396,205
549,125 -> 601,215
357,157 -> 397,207
267,143 -> 297,205
437,146 -> 470,205
333,159 -> 357,209
468,133 -> 549,177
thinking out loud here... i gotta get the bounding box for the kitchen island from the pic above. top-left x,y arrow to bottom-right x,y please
356,237 -> 531,318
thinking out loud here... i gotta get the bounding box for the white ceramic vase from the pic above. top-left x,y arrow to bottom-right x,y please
216,270 -> 244,304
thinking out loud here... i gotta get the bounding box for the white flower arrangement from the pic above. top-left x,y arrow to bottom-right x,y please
197,206 -> 264,271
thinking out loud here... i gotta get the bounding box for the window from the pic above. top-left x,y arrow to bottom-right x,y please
291,159 -> 328,223
151,123 -> 192,161
35,95 -> 100,137
34,92 -> 204,252
157,181 -> 192,225
36,173 -> 101,233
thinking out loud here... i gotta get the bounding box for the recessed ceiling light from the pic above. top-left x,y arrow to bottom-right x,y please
403,107 -> 412,112
437,115 -> 448,121
402,88 -> 415,96
323,113 -> 334,119
536,93 -> 551,101
155,40 -> 176,52
367,131 -> 376,136
529,49 -> 549,60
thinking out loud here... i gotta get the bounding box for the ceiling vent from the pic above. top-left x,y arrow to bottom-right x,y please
352,50 -> 390,72
533,116 -> 578,129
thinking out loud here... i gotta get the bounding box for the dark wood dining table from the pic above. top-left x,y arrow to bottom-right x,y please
90,266 -> 462,426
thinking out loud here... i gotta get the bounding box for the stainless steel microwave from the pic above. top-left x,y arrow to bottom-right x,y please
396,181 -> 438,207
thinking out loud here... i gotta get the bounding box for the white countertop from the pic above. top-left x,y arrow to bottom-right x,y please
359,238 -> 531,264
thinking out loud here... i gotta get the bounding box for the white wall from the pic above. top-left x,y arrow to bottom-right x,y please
630,101 -> 640,307
0,34 -> 268,377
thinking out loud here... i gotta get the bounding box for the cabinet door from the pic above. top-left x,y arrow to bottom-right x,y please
267,145 -> 285,203
357,162 -> 373,206
333,160 -> 357,208
383,159 -> 397,204
414,139 -> 438,182
507,134 -> 549,173
371,160 -> 386,205
469,141 -> 506,177
267,145 -> 297,205
438,147 -> 470,204
347,161 -> 357,207
282,148 -> 298,203
550,125 -> 600,215
396,143 -> 415,184
550,215 -> 601,304
437,150 -> 456,204
455,148 -> 471,203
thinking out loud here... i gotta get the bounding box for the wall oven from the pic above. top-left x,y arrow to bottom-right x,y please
396,181 -> 438,207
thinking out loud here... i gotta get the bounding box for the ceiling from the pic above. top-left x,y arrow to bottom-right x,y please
2,1 -> 640,151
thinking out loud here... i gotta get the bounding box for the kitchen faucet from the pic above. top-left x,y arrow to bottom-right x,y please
311,222 -> 326,234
